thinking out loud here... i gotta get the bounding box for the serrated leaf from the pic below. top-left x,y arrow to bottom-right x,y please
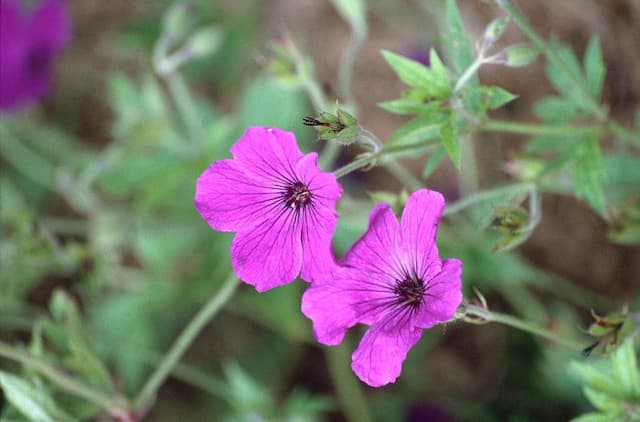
546,38 -> 593,113
377,98 -> 428,115
611,339 -> 640,396
0,371 -> 73,422
439,113 -> 461,169
422,146 -> 446,179
387,115 -> 442,147
533,96 -> 581,123
428,48 -> 452,94
479,86 -> 518,110
584,36 -> 605,100
570,361 -> 626,399
573,137 -> 606,216
443,0 -> 474,75
583,387 -> 618,412
572,411 -> 623,422
380,50 -> 448,99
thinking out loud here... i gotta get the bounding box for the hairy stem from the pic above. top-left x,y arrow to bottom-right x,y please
325,343 -> 372,422
483,119 -> 601,137
495,0 -> 640,147
0,341 -> 129,415
133,273 -> 240,410
461,304 -> 584,351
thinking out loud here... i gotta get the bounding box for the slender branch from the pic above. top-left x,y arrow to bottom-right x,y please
133,273 -> 240,409
460,304 -> 584,351
325,343 -> 372,422
495,0 -> 640,147
337,22 -> 367,103
0,125 -> 56,190
483,119 -> 600,137
443,182 -> 532,216
165,72 -> 203,142
0,341 -> 128,415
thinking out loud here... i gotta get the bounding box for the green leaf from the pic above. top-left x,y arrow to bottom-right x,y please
377,98 -> 429,115
546,38 -> 591,112
49,291 -> 114,392
443,0 -> 474,75
0,371 -> 73,422
503,43 -> 539,67
611,339 -> 640,396
439,113 -> 461,169
584,36 -> 605,100
570,361 -> 627,399
387,115 -> 442,147
422,146 -> 446,179
428,48 -> 452,94
380,50 -> 449,99
479,86 -> 518,110
573,137 -> 606,216
583,387 -> 618,412
533,96 -> 581,123
572,411 -> 623,422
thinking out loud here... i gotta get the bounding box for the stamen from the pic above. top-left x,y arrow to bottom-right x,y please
392,274 -> 425,310
282,181 -> 312,210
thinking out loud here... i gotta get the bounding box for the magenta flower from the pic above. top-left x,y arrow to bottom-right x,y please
195,127 -> 342,292
301,189 -> 462,387
0,0 -> 70,112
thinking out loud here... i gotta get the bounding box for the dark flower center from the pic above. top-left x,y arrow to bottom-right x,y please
393,275 -> 425,310
25,44 -> 52,77
282,181 -> 311,210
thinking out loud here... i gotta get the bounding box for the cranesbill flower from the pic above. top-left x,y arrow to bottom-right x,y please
0,0 -> 70,112
195,127 -> 342,292
302,189 -> 462,387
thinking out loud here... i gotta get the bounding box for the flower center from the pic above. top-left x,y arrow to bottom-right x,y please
392,275 -> 425,309
282,181 -> 311,210
25,44 -> 52,77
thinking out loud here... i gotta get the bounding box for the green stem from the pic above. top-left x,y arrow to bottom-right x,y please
496,0 -> 640,147
166,72 -> 203,142
133,273 -> 240,410
325,343 -> 372,422
461,304 -> 583,351
0,125 -> 56,190
483,118 -> 600,137
0,341 -> 129,415
453,57 -> 483,94
333,139 -> 440,179
443,182 -> 532,216
495,0 -> 603,119
337,24 -> 367,103
383,160 -> 423,191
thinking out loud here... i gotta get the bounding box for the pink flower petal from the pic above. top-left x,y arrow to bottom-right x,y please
296,152 -> 342,282
415,258 -> 463,329
230,127 -> 303,183
194,159 -> 278,232
351,322 -> 422,387
342,203 -> 404,280
230,208 -> 302,292
301,275 -> 357,345
30,0 -> 71,50
400,189 -> 445,282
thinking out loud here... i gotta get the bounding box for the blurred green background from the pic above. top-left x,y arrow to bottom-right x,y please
1,0 -> 639,421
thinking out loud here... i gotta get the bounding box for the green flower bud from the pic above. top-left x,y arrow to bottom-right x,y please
503,43 -> 539,67
163,2 -> 196,41
303,108 -> 359,144
186,26 -> 222,59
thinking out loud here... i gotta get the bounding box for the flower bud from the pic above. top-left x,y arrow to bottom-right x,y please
482,16 -> 510,51
163,2 -> 197,41
502,43 -> 539,67
185,25 -> 222,59
303,108 -> 359,144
